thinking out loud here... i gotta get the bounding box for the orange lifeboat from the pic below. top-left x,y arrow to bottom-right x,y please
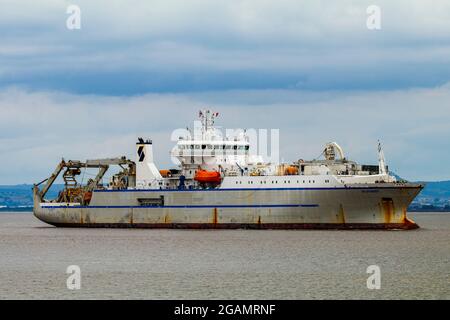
159,169 -> 171,177
194,170 -> 221,184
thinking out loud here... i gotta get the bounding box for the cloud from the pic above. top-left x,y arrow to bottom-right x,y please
1,85 -> 450,183
1,1 -> 450,93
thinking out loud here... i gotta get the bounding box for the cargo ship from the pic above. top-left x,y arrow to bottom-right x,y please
33,110 -> 423,229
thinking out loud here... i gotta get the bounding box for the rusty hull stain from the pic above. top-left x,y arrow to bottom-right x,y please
338,204 -> 346,224
381,198 -> 395,224
212,207 -> 218,225
164,213 -> 171,224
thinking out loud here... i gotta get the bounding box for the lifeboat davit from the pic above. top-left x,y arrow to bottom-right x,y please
194,170 -> 221,184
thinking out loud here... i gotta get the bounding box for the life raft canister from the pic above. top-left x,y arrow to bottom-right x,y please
194,170 -> 221,184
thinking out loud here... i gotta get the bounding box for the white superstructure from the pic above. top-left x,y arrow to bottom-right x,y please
134,109 -> 396,191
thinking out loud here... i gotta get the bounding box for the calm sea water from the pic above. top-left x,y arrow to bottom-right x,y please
0,212 -> 448,300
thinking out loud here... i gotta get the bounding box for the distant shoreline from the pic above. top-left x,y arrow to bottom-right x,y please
409,209 -> 450,213
0,207 -> 34,212
1,207 -> 449,213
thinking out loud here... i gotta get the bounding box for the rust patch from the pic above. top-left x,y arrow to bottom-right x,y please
402,207 -> 417,227
381,198 -> 395,224
401,207 -> 409,224
84,212 -> 91,223
338,204 -> 346,224
213,208 -> 218,225
164,214 -> 171,224
403,216 -> 419,229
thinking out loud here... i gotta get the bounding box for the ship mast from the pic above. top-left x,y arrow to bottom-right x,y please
199,110 -> 219,139
378,140 -> 387,175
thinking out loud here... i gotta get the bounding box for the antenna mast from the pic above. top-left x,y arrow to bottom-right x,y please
378,140 -> 387,175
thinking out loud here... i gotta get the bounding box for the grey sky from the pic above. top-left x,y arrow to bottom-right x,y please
0,1 -> 449,183
1,1 -> 450,93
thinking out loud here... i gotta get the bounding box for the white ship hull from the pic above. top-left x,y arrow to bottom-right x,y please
33,183 -> 422,230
